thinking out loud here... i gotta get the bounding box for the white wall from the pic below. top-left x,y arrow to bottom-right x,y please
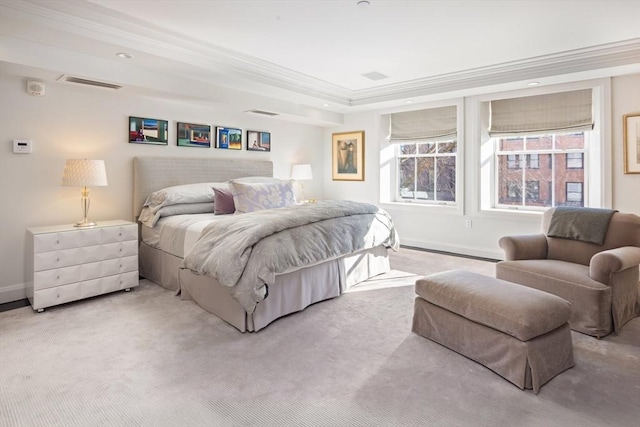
324,73 -> 640,260
611,73 -> 640,214
0,71 -> 325,303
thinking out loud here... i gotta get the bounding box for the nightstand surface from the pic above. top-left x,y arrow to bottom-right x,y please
26,220 -> 139,311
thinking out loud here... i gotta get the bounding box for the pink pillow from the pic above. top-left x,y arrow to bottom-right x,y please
213,187 -> 235,214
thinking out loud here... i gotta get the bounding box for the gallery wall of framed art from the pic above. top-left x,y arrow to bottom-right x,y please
128,116 -> 271,152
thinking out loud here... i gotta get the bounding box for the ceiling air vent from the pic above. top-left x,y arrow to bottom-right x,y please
57,75 -> 122,90
361,71 -> 389,81
245,109 -> 279,117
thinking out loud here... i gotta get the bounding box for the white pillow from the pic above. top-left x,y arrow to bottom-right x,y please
144,183 -> 220,212
229,180 -> 296,214
139,202 -> 214,228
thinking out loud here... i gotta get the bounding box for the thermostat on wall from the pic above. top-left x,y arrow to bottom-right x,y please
13,139 -> 33,154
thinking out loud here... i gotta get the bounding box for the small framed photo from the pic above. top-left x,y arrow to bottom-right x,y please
216,127 -> 242,150
247,130 -> 271,152
177,122 -> 211,148
332,130 -> 365,181
129,116 -> 168,145
623,113 -> 640,174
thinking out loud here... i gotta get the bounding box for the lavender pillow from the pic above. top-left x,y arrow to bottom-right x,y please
213,187 -> 236,215
229,180 -> 296,213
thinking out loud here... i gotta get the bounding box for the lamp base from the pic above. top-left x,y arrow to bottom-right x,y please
74,220 -> 97,228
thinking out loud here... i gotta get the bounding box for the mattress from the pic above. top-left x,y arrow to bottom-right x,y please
140,213 -> 230,258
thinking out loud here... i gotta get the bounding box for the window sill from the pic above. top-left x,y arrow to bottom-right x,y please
476,207 -> 543,220
380,201 -> 462,215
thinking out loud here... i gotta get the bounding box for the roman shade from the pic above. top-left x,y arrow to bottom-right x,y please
389,106 -> 457,143
489,89 -> 593,137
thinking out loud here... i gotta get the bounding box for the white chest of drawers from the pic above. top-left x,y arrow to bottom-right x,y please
26,220 -> 139,311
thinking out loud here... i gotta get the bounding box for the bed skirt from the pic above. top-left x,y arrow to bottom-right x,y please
139,242 -> 390,331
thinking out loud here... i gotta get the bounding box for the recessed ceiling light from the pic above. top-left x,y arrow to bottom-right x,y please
528,81 -> 540,86
116,52 -> 133,59
323,103 -> 329,107
406,100 -> 414,104
357,1 -> 371,9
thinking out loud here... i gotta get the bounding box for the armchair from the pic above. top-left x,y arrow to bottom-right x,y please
497,208 -> 640,338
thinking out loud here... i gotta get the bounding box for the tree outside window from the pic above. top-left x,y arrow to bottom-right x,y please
398,140 -> 456,203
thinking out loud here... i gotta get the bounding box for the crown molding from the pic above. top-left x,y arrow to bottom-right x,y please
0,0 -> 354,104
349,38 -> 640,106
2,1 -> 639,110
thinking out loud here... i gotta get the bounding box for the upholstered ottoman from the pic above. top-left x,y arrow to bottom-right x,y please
412,270 -> 574,393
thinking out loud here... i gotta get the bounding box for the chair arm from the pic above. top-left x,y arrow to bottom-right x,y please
498,234 -> 548,261
590,246 -> 640,284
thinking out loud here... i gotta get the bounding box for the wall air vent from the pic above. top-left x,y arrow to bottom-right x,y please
57,75 -> 122,90
245,109 -> 279,117
361,71 -> 389,81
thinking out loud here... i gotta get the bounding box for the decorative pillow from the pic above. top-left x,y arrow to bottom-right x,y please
138,202 -> 215,228
143,183 -> 218,211
229,180 -> 296,213
213,187 -> 236,215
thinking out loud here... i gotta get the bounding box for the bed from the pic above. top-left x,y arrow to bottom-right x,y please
134,156 -> 397,332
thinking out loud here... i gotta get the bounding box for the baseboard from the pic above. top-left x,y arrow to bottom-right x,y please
0,282 -> 27,305
399,238 -> 504,261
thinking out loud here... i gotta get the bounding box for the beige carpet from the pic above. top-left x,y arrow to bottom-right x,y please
1,248 -> 638,426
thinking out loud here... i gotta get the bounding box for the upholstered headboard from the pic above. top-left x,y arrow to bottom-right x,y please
133,156 -> 273,218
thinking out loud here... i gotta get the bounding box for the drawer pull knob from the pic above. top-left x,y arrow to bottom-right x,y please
56,276 -> 60,280
56,258 -> 60,262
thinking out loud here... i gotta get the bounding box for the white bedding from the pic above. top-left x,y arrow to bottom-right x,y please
140,214 -> 230,258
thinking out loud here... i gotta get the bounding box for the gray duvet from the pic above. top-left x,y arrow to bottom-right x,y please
180,200 -> 399,313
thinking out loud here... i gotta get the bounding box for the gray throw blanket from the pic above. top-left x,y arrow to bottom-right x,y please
547,207 -> 617,245
180,200 -> 399,313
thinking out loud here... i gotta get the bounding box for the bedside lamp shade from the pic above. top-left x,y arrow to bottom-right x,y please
62,159 -> 108,227
291,164 -> 313,181
291,164 -> 313,203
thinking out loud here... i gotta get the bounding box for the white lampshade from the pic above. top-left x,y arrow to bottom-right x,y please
61,159 -> 108,228
62,159 -> 108,187
291,164 -> 313,181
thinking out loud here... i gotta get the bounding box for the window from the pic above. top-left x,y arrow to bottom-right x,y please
567,152 -> 584,169
496,132 -> 586,208
507,153 -> 539,169
397,140 -> 457,203
566,182 -> 584,205
388,105 -> 459,205
482,88 -> 598,211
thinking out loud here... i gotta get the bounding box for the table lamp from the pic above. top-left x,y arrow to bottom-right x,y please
62,159 -> 108,227
291,164 -> 313,203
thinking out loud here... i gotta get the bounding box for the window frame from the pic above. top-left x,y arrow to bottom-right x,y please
475,79 -> 610,217
395,139 -> 458,204
493,132 -> 589,210
379,99 -> 464,216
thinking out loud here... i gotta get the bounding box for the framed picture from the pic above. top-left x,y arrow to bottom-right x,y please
332,131 -> 365,181
216,127 -> 242,150
129,116 -> 168,145
246,130 -> 271,152
177,122 -> 211,148
623,113 -> 640,174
